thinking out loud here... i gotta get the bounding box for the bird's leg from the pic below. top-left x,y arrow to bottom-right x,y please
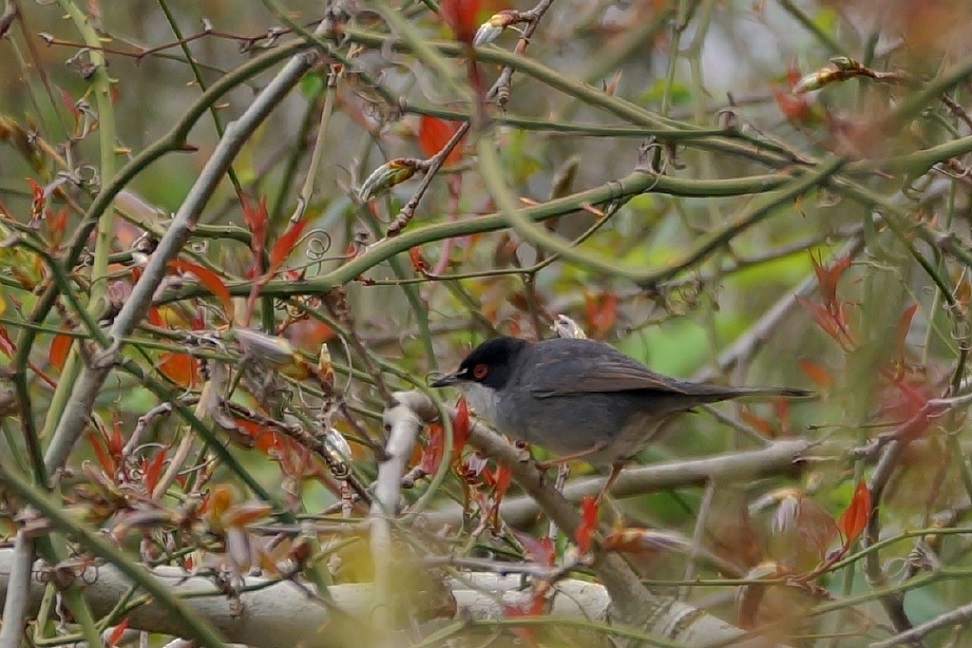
534,441 -> 609,471
596,461 -> 626,504
545,463 -> 571,542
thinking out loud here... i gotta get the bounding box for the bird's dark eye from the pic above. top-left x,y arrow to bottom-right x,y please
472,363 -> 489,380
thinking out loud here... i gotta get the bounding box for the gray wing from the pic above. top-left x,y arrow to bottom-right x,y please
524,339 -> 692,398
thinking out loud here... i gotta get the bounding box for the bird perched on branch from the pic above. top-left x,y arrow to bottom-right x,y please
433,336 -> 809,486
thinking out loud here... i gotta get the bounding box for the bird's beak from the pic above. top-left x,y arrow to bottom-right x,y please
431,370 -> 463,388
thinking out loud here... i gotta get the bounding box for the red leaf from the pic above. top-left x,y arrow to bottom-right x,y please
797,358 -> 832,389
574,495 -> 599,553
240,194 -> 268,296
58,86 -> 81,121
810,252 -> 852,314
105,619 -> 129,648
837,480 -> 871,548
142,449 -> 168,495
109,415 -> 125,457
87,429 -> 115,474
451,396 -> 471,462
168,259 -> 234,321
0,324 -> 15,358
159,352 -> 199,388
49,329 -> 72,370
440,0 -> 481,43
418,115 -> 465,165
269,218 -> 308,275
796,296 -> 844,342
240,194 -> 268,253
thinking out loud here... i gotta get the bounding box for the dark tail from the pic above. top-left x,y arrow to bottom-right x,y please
689,385 -> 813,403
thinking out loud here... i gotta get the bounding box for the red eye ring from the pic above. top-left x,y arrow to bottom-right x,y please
472,363 -> 489,380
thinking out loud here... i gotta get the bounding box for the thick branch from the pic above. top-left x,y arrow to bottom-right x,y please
423,438 -> 812,529
0,550 -> 606,648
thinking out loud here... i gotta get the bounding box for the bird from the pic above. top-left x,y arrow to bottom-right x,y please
432,336 -> 809,474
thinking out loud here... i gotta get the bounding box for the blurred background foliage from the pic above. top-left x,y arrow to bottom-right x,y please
3,0 -> 972,645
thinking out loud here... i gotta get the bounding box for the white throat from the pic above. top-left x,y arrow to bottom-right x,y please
459,382 -> 502,430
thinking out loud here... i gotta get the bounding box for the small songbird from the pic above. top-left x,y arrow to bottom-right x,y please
432,336 -> 809,470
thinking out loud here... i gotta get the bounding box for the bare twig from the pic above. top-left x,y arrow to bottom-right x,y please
387,121 -> 470,237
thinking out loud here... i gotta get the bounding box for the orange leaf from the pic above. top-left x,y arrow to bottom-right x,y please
418,115 -> 465,165
203,484 -> 235,518
784,59 -> 802,88
147,306 -> 166,328
797,358 -> 832,389
601,528 -> 687,554
574,495 -> 599,553
838,480 -> 871,548
222,502 -> 273,528
159,352 -> 199,388
49,329 -> 72,370
168,259 -> 234,321
231,417 -> 278,453
584,291 -> 617,338
26,177 -> 45,220
740,408 -> 776,438
47,206 -> 69,248
419,422 -> 446,474
269,218 -> 308,275
409,246 -> 430,275
773,88 -> 810,122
